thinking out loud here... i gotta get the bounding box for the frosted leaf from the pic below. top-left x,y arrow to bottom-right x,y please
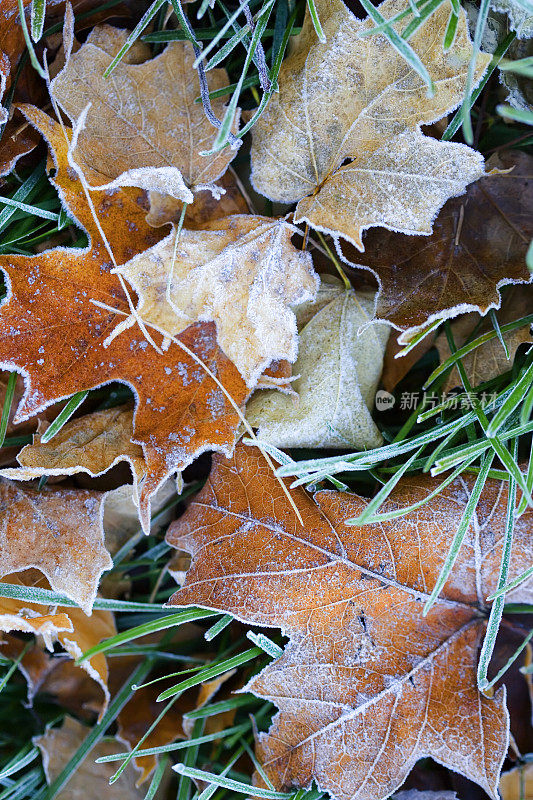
246,276 -> 389,449
118,216 -> 319,388
251,0 -> 490,249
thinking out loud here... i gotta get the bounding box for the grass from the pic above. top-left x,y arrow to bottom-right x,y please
0,0 -> 532,798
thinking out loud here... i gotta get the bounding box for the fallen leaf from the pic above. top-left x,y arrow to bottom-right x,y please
0,569 -> 115,712
0,479 -> 111,613
51,25 -> 240,201
250,0 -> 489,250
435,287 -> 533,393
0,405 -> 145,484
146,170 -> 249,229
118,216 -> 318,387
352,151 -> 533,343
380,333 -> 436,393
499,761 -> 533,799
0,105 -> 249,531
491,0 -> 533,37
246,276 -> 389,448
166,444 -> 533,800
394,793 -> 458,800
34,716 -> 146,800
0,112 -> 40,178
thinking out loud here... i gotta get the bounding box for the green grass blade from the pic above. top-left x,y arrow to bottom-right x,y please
358,0 -> 430,37
144,755 -> 169,800
443,9 -> 458,51
0,641 -> 31,694
0,372 -> 17,449
204,24 -> 251,70
0,164 -> 45,232
483,629 -> 533,692
193,0 -> 252,68
477,440 -> 518,692
497,104 -> 533,125
77,609 -> 217,664
401,0 -> 443,40
30,0 -> 46,42
204,614 -> 234,641
488,564 -> 533,601
157,647 -> 263,701
103,0 -> 166,77
17,0 -> 46,78
423,452 -> 495,616
486,360 -> 533,436
40,391 -> 88,443
0,745 -> 38,781
306,0 -> 326,43
173,766 -> 292,799
460,0 -> 490,144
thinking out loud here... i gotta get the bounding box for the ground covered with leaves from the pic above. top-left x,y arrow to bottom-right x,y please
0,0 -> 532,799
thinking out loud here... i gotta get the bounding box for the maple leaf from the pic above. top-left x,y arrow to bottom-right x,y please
0,570 -> 116,711
250,0 -> 490,250
0,479 -> 111,613
352,151 -> 533,343
117,216 -> 318,387
50,25 -> 240,201
35,716 -> 146,799
0,105 -> 249,530
246,276 -> 389,448
166,444 -> 533,800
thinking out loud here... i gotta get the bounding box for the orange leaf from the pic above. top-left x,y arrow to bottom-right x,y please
166,443 -> 533,800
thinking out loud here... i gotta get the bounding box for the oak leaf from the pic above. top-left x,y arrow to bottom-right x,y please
118,216 -> 318,387
34,716 -> 146,800
352,151 -> 533,343
0,479 -> 111,613
246,276 -> 389,448
250,0 -> 489,250
0,570 -> 116,712
0,105 -> 249,530
50,25 -> 240,202
166,444 -> 533,800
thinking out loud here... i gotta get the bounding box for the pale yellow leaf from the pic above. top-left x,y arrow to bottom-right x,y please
118,216 -> 318,387
246,276 -> 389,448
251,0 -> 490,249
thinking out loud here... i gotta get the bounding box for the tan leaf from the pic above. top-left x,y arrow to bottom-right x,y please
246,276 -> 389,448
146,170 -> 249,229
250,0 -> 489,250
166,444 -> 533,800
50,25 -> 240,200
0,479 -> 111,613
499,761 -> 533,800
34,716 -> 145,799
0,570 -> 115,713
0,405 -> 145,484
118,216 -> 318,387
435,286 -> 533,393
352,151 -> 533,343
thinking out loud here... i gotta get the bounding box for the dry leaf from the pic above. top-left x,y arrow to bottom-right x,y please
393,793 -> 458,800
0,479 -> 110,613
491,0 -> 533,37
352,151 -> 533,343
246,276 -> 389,448
0,105 -> 249,531
499,761 -> 533,799
0,405 -> 145,483
166,444 -> 533,800
118,216 -> 318,387
34,716 -> 145,800
435,287 -> 533,393
146,170 -> 249,229
0,569 -> 115,711
51,25 -> 240,201
250,0 -> 489,250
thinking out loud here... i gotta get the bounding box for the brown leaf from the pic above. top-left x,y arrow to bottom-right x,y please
352,151 -> 533,343
435,286 -> 533,393
166,444 -> 533,800
0,105 -> 249,530
0,570 -> 115,712
50,25 -> 240,200
118,216 -> 318,387
0,405 -> 145,484
0,479 -> 111,613
146,170 -> 249,229
250,0 -> 489,250
34,716 -> 145,799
